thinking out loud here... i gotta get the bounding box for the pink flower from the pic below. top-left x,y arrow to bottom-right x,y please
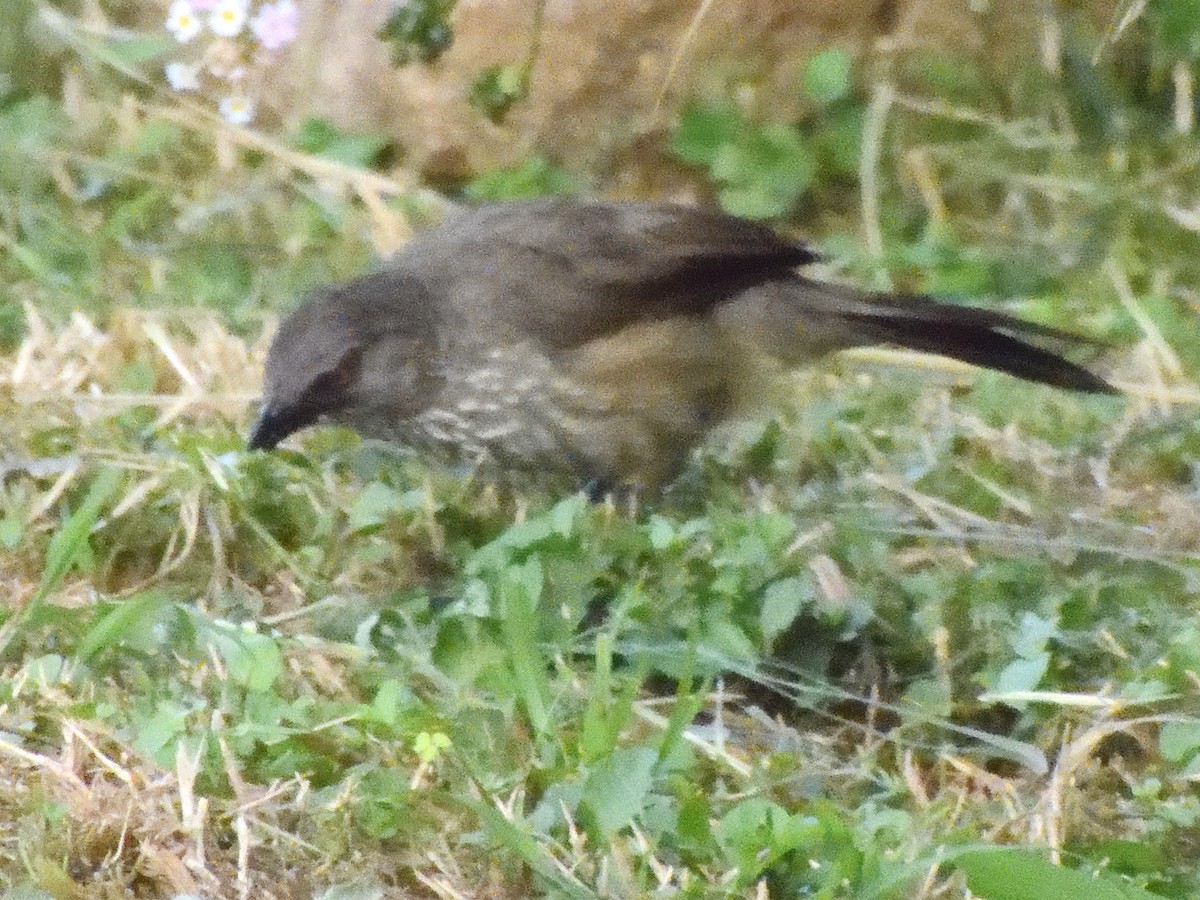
251,0 -> 300,52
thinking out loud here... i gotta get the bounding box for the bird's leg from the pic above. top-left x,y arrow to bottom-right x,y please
581,476 -> 615,504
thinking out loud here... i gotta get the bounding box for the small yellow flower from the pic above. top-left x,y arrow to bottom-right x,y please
413,730 -> 451,764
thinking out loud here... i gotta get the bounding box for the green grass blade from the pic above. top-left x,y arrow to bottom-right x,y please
0,467 -> 121,659
498,555 -> 550,736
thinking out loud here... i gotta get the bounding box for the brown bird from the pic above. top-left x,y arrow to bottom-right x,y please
248,198 -> 1114,490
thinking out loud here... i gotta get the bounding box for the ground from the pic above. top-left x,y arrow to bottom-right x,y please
1,1 -> 1199,897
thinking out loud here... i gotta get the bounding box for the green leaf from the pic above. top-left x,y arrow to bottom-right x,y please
0,515 -> 23,549
992,653 -> 1050,695
131,700 -> 193,761
760,576 -> 810,643
671,101 -> 817,219
956,848 -> 1162,900
715,797 -> 778,854
578,657 -> 643,763
815,104 -> 865,175
655,681 -> 706,770
172,244 -> 253,314
469,64 -> 528,123
581,746 -> 657,838
0,95 -> 67,188
902,677 -> 953,718
710,125 -> 816,220
347,481 -> 415,531
39,7 -> 168,79
549,493 -> 585,537
376,0 -> 455,65
365,678 -> 415,727
676,790 -> 715,854
293,118 -> 389,168
353,768 -> 410,839
715,798 -> 824,882
1179,753 -> 1200,778
1079,840 -> 1165,878
1011,611 -> 1057,659
76,592 -> 169,663
716,183 -> 790,220
115,120 -> 181,162
1160,721 -> 1200,763
22,654 -> 66,685
670,102 -> 742,165
106,35 -> 173,66
580,632 -> 615,760
1148,0 -> 1200,59
647,515 -> 678,550
464,157 -> 580,202
803,49 -> 853,104
702,618 -> 758,662
316,879 -> 387,900
206,623 -> 284,692
914,53 -> 988,103
498,556 -> 549,734
413,730 -> 451,763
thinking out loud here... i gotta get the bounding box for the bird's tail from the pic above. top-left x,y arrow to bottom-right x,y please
839,296 -> 1116,394
725,278 -> 1116,394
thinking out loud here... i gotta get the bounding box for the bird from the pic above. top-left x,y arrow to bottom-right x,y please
248,197 -> 1115,490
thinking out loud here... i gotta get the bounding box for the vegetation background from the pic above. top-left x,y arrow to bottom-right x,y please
2,0 -> 1200,896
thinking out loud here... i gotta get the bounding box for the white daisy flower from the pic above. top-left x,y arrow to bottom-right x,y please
166,0 -> 202,43
209,0 -> 248,37
219,96 -> 255,125
164,62 -> 201,92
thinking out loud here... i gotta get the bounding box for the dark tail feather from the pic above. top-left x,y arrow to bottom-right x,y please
843,301 -> 1117,395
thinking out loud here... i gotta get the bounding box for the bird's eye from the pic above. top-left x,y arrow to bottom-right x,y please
306,347 -> 363,405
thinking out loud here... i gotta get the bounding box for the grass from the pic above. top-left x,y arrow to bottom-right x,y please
3,2 -> 1200,897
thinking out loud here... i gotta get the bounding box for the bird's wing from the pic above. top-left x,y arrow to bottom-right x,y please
426,198 -> 817,350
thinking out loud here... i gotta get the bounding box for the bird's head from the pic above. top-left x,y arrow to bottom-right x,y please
248,270 -> 440,451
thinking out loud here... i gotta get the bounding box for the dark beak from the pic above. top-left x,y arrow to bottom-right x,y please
247,405 -> 287,451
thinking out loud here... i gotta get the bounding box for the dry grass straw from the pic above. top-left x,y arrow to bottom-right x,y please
5,303 -> 265,427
